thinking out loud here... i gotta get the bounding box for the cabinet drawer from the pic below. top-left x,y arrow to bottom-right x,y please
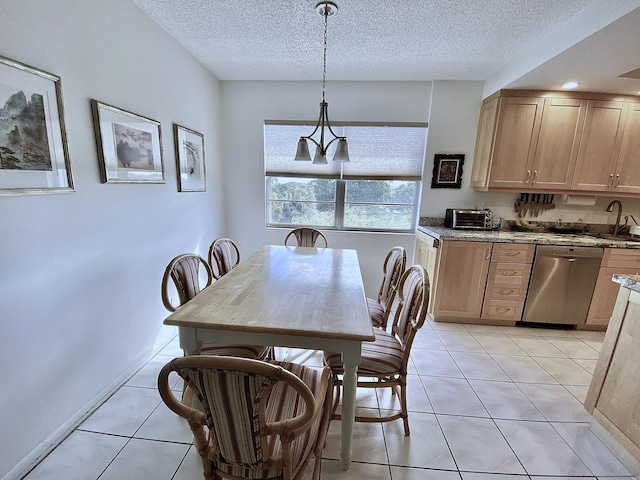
601,248 -> 640,269
485,282 -> 528,301
488,263 -> 532,283
491,243 -> 535,263
482,299 -> 524,321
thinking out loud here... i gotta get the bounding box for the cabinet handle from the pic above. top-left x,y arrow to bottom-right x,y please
526,170 -> 531,184
498,289 -> 515,295
616,173 -> 621,187
532,170 -> 538,184
504,251 -> 521,256
609,173 -> 614,188
496,307 -> 511,314
501,271 -> 518,276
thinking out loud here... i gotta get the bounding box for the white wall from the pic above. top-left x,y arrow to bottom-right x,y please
0,1 -> 225,478
219,80 -> 436,295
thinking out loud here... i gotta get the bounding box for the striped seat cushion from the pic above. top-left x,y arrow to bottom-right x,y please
367,297 -> 385,328
200,342 -> 271,360
324,328 -> 403,375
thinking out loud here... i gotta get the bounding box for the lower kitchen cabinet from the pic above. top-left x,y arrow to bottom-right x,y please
481,243 -> 534,323
585,249 -> 640,329
432,241 -> 492,320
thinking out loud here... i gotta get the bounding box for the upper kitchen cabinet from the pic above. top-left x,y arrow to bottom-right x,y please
616,102 -> 640,194
572,100 -> 640,194
471,90 -> 640,196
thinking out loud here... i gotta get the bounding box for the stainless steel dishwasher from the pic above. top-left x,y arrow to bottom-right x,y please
521,245 -> 603,326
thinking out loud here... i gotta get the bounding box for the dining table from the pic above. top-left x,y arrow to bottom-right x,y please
163,244 -> 375,470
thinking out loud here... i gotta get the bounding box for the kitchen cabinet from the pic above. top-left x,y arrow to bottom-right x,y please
415,229 -> 440,315
484,96 -> 542,190
585,278 -> 640,473
432,241 -> 492,320
572,101 -> 640,194
471,90 -> 640,196
481,243 -> 534,323
615,102 -> 640,194
585,249 -> 640,328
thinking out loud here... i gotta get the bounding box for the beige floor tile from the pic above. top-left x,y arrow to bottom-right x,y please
23,431 -> 128,480
98,438 -> 190,480
438,415 -> 526,474
471,333 -> 528,355
532,356 -> 594,386
435,330 -> 486,353
449,351 -> 511,381
495,419 -> 592,476
384,412 -> 457,470
421,376 -> 489,417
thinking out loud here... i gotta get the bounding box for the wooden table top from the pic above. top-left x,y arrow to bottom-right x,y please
164,245 -> 375,342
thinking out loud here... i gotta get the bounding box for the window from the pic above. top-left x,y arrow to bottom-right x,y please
264,122 -> 427,233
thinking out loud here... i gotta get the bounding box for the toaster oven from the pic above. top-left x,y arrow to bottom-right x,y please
444,208 -> 492,230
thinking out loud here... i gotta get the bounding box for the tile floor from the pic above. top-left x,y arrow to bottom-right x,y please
23,319 -> 639,480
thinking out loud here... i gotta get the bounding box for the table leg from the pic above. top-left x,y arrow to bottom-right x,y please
340,344 -> 361,470
178,327 -> 198,356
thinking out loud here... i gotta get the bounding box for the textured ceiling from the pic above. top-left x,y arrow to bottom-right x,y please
132,0 -> 640,95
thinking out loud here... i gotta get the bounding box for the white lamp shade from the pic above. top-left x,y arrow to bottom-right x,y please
332,138 -> 350,162
312,146 -> 328,165
294,138 -> 312,161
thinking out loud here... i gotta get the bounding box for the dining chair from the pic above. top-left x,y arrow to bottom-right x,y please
162,253 -> 271,360
208,237 -> 241,280
368,246 -> 407,330
158,356 -> 333,480
284,227 -> 329,247
324,264 -> 429,436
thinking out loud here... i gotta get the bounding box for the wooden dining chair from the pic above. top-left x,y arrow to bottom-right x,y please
162,253 -> 271,360
158,356 -> 333,480
207,237 -> 241,279
368,246 -> 407,330
284,228 -> 328,247
324,264 -> 429,436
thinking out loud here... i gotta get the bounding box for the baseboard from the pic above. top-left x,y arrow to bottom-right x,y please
3,333 -> 176,480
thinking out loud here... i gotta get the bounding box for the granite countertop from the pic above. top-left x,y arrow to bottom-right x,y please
613,274 -> 640,293
417,225 -> 640,249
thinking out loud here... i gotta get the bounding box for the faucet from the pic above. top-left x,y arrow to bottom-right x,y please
606,200 -> 623,235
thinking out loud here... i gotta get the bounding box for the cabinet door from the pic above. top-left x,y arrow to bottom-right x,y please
531,97 -> 586,190
488,97 -> 542,189
470,97 -> 499,191
614,102 -> 640,194
571,100 -> 626,192
586,267 -> 625,327
433,241 -> 491,319
415,232 -> 440,315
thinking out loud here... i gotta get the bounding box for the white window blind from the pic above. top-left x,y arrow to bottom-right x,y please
264,122 -> 428,179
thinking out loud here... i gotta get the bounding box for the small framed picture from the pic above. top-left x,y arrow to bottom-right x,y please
0,55 -> 74,195
431,153 -> 464,189
173,124 -> 206,192
91,100 -> 164,183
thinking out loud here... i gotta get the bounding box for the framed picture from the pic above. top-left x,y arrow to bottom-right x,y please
173,124 -> 206,192
91,100 -> 164,183
431,153 -> 464,189
0,56 -> 73,196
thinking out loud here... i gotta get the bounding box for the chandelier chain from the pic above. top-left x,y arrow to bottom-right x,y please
322,5 -> 328,103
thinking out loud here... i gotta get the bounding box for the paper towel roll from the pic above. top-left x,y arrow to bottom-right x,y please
561,194 -> 597,206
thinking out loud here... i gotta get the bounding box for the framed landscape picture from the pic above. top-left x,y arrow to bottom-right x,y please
0,56 -> 74,195
91,100 -> 164,183
173,123 -> 206,192
431,153 -> 464,189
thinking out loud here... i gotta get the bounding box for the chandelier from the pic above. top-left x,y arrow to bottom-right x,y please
294,1 -> 350,165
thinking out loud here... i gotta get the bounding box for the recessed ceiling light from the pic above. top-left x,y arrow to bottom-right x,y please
562,81 -> 579,89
